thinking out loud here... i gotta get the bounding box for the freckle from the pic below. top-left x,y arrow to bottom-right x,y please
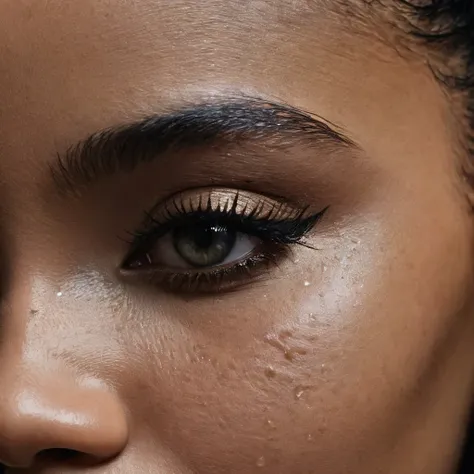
264,367 -> 277,379
256,456 -> 266,467
30,309 -> 38,315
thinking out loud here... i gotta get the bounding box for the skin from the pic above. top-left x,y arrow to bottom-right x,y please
0,1 -> 473,473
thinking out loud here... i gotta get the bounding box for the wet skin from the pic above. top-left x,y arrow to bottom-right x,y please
0,1 -> 473,473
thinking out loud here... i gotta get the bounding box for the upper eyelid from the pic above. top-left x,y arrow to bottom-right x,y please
145,188 -> 310,224
132,203 -> 302,245
131,190 -> 313,239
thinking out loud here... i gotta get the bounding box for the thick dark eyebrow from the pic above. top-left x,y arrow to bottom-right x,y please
51,97 -> 357,194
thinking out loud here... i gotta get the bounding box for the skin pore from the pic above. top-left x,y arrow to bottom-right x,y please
0,0 -> 473,473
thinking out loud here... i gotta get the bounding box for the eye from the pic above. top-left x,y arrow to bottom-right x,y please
126,223 -> 261,270
121,188 -> 328,293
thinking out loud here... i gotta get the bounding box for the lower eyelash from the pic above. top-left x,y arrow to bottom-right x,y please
139,245 -> 284,294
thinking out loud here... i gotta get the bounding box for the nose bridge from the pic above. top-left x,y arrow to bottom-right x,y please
0,267 -> 129,469
0,259 -> 64,378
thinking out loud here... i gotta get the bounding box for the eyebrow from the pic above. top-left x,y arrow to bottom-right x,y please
51,97 -> 357,195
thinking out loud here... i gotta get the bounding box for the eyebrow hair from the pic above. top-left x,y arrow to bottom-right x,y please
51,97 -> 357,195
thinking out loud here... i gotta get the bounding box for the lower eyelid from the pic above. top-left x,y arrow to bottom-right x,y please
146,251 -> 278,294
120,239 -> 286,294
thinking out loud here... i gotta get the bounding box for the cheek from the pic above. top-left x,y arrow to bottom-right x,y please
110,263 -> 365,471
118,298 -> 331,473
111,198 -> 472,473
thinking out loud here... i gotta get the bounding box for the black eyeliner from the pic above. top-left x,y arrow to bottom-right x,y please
125,193 -> 327,258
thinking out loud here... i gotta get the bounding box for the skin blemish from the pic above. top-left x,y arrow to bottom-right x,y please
264,366 -> 277,379
266,419 -> 276,430
295,388 -> 305,400
264,330 -> 309,361
293,384 -> 312,401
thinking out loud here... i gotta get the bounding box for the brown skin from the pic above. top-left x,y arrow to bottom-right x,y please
0,1 -> 473,473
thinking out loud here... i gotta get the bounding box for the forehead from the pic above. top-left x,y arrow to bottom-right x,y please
0,0 -> 387,113
0,0 -> 444,188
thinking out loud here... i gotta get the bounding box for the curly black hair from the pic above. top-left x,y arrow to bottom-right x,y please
398,0 -> 474,189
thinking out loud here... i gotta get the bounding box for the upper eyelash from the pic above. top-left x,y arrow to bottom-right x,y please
126,192 -> 328,251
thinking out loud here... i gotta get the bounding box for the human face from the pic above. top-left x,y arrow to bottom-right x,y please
0,1 -> 473,473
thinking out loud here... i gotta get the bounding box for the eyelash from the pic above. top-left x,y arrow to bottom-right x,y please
122,192 -> 327,293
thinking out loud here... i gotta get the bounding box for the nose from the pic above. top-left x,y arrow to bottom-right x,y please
0,371 -> 128,469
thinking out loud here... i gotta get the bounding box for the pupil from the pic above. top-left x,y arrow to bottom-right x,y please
173,224 -> 236,267
193,226 -> 214,250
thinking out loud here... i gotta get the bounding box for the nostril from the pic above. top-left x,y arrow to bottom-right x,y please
37,448 -> 81,463
34,448 -> 107,469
